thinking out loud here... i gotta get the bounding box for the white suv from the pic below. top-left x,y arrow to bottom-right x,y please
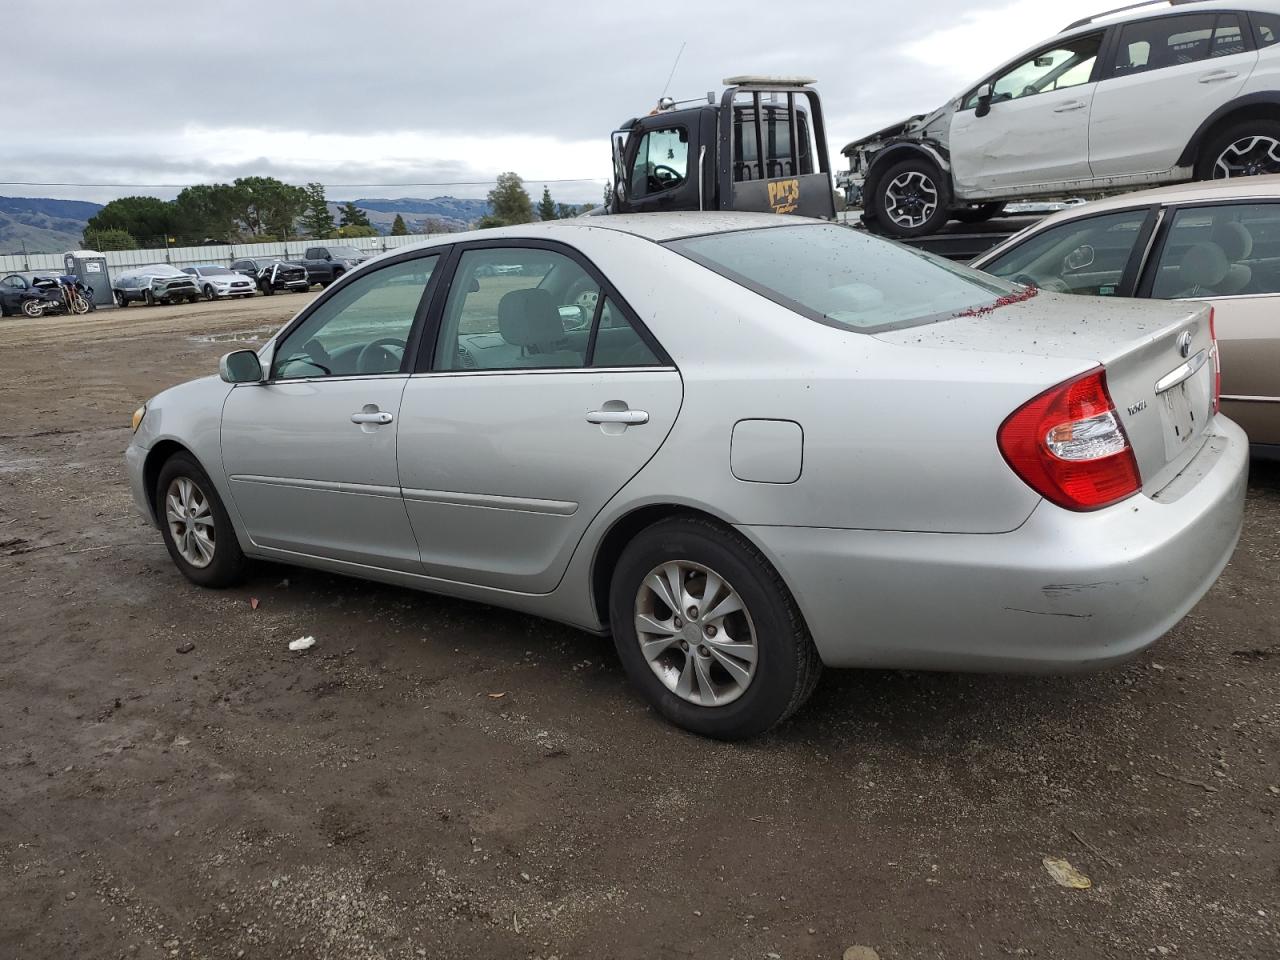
848,0 -> 1280,236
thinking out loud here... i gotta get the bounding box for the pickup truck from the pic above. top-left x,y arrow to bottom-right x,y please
300,245 -> 369,287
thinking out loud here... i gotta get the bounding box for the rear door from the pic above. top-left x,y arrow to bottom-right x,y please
950,32 -> 1103,193
396,241 -> 682,593
1089,12 -> 1256,178
219,252 -> 442,570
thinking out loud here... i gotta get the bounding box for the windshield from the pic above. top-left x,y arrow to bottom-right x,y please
667,224 -> 1020,332
140,264 -> 185,278
198,265 -> 234,276
329,247 -> 363,259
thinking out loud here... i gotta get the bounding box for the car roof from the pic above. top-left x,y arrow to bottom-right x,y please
1027,173 -> 1280,226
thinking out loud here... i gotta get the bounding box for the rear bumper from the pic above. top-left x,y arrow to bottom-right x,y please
741,418 -> 1248,671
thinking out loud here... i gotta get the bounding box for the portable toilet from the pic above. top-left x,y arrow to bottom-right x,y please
62,250 -> 114,309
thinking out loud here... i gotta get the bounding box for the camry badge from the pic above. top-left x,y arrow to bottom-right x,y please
1177,330 -> 1193,358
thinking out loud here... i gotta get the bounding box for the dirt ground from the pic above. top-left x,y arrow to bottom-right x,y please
1,297 -> 1277,960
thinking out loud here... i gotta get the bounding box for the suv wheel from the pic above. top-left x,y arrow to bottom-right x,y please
113,290 -> 127,308
143,289 -> 156,306
873,156 -> 951,238
609,517 -> 822,740
1197,119 -> 1280,180
155,452 -> 247,588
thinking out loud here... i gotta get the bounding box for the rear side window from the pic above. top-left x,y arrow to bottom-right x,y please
1112,14 -> 1244,76
1255,12 -> 1280,46
983,209 -> 1150,296
1150,202 -> 1280,299
668,224 -> 1019,333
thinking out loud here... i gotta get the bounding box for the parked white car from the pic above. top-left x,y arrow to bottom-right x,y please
181,264 -> 257,300
848,0 -> 1280,236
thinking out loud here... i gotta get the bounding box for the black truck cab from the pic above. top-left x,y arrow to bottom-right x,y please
611,77 -> 835,220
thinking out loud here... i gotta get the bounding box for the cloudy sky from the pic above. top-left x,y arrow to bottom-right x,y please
10,0 -> 1109,206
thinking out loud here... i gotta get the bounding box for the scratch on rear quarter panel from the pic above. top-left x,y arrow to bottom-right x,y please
1004,607 -> 1094,619
1041,577 -> 1149,599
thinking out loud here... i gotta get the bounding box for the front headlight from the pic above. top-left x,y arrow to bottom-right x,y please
131,404 -> 147,433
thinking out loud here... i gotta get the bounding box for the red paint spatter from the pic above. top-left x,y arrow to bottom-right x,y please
954,285 -> 1039,318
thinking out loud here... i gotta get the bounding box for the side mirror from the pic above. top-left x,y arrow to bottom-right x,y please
1064,243 -> 1096,272
975,83 -> 993,118
219,349 -> 263,384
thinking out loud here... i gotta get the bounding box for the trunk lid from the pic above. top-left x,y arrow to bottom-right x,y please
874,291 -> 1216,494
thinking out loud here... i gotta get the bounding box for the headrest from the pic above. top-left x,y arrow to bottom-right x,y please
498,288 -> 564,347
1212,221 -> 1253,261
1180,243 -> 1229,289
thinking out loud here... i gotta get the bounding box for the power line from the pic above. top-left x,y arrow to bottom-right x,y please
0,177 -> 607,190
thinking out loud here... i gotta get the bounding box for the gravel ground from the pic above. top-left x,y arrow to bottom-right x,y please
1,298 -> 1277,960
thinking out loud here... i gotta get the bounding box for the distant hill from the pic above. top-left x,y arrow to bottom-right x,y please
333,196 -> 490,234
0,197 -> 103,255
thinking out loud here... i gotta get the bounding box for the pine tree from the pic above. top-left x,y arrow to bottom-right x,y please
391,213 -> 409,236
339,202 -> 371,228
481,172 -> 534,228
537,186 -> 558,221
300,183 -> 336,238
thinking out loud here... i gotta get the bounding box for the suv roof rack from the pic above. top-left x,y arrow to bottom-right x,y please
1062,0 -> 1207,32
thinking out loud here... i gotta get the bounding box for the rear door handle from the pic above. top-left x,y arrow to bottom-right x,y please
586,409 -> 648,425
1199,70 -> 1239,83
351,411 -> 393,425
1053,100 -> 1086,113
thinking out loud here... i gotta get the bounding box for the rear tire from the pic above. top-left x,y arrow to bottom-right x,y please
20,299 -> 42,318
952,202 -> 1005,224
1196,118 -> 1280,180
870,156 -> 951,238
155,452 -> 247,589
608,516 -> 822,740
262,284 -> 275,296
114,290 -> 127,308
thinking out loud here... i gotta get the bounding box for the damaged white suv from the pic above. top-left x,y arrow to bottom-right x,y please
849,0 -> 1280,237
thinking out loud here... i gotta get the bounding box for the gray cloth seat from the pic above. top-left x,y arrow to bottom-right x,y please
497,288 -> 582,367
1212,222 -> 1253,295
1174,242 -> 1230,298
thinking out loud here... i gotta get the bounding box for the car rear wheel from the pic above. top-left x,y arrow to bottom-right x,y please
155,452 -> 246,588
1198,119 -> 1280,180
872,157 -> 952,238
609,516 -> 822,740
144,289 -> 156,306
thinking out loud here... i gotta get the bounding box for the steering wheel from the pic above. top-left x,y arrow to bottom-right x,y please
563,277 -> 599,330
1012,272 -> 1068,293
357,337 -> 406,374
651,164 -> 682,185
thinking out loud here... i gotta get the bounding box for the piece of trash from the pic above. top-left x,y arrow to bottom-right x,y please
1042,857 -> 1091,889
843,948 -> 880,960
172,736 -> 191,748
250,597 -> 259,610
288,636 -> 315,652
175,642 -> 195,654
487,692 -> 506,699
1151,662 -> 1166,672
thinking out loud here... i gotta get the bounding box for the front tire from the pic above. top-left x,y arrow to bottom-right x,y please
1197,118 -> 1280,180
155,452 -> 246,588
143,289 -> 156,306
114,290 -> 127,308
871,157 -> 951,238
609,516 -> 822,739
203,284 -> 215,301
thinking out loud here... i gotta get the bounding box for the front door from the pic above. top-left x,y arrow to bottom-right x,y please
1089,12 -> 1256,178
397,243 -> 683,593
950,32 -> 1103,194
220,253 -> 441,570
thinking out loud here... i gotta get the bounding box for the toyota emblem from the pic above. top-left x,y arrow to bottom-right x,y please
1177,330 -> 1192,358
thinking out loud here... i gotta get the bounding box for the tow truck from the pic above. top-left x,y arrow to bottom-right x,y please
608,76 -> 836,220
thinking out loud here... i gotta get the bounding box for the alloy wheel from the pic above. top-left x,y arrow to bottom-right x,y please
165,476 -> 215,568
1213,135 -> 1280,178
633,560 -> 759,707
884,170 -> 939,229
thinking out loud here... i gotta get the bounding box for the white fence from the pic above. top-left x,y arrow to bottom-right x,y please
0,233 -> 439,275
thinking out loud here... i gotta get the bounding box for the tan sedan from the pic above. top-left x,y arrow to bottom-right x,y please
975,176 -> 1280,457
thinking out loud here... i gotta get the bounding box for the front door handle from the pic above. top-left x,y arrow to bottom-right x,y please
1199,70 -> 1239,83
1053,100 -> 1086,113
586,409 -> 648,425
351,411 -> 393,425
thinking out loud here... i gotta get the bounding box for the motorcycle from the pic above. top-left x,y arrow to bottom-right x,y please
18,276 -> 95,317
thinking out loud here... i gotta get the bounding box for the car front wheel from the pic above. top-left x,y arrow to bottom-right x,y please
1198,118 -> 1280,180
114,290 -> 128,308
609,516 -> 822,739
144,289 -> 156,306
155,453 -> 246,588
203,285 -> 215,301
872,157 -> 951,238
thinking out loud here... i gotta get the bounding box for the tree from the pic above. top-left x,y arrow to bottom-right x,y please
390,213 -> 409,236
83,228 -> 137,251
556,202 -> 579,219
338,202 -> 371,228
84,196 -> 181,247
300,182 -> 336,238
480,172 -> 533,228
173,183 -> 245,242
234,176 -> 308,239
537,186 -> 558,221
335,224 -> 377,239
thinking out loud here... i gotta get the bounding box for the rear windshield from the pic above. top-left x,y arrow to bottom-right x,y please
667,223 -> 1020,332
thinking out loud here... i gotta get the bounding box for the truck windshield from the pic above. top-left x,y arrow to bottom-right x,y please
667,223 -> 1020,332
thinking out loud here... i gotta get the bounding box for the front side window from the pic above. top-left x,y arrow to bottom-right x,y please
629,127 -> 688,199
669,224 -> 1020,333
985,34 -> 1102,104
270,255 -> 437,380
983,209 -> 1150,296
1150,202 -> 1280,299
1112,14 -> 1241,76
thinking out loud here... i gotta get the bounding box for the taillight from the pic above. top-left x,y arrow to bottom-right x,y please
1209,307 -> 1221,414
997,367 -> 1141,511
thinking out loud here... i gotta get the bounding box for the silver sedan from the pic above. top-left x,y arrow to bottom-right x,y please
126,213 -> 1248,739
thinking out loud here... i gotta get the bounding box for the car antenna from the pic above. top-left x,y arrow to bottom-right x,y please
659,41 -> 687,103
